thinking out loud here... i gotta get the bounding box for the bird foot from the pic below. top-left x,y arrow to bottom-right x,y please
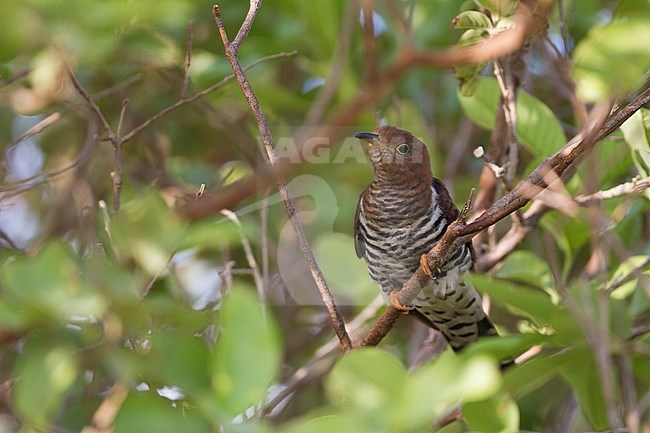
420,254 -> 441,279
390,291 -> 413,313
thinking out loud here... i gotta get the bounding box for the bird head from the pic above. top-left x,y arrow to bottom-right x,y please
355,125 -> 431,177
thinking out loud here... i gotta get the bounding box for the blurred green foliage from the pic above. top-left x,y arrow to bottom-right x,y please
1,0 -> 650,432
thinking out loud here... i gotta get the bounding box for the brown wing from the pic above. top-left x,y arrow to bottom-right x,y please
431,177 -> 476,267
353,190 -> 366,259
431,177 -> 459,220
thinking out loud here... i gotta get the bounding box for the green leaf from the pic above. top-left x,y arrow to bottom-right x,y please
13,338 -> 78,425
454,29 -> 489,95
463,333 -> 550,362
469,274 -> 557,324
573,18 -> 650,102
452,11 -> 493,29
1,241 -> 106,324
561,354 -> 610,431
326,348 -> 407,423
464,394 -> 519,433
114,393 -> 210,433
620,108 -> 650,199
496,250 -> 554,290
112,192 -> 185,277
458,78 -> 566,156
502,350 -> 579,398
398,351 -> 500,428
142,331 -> 210,392
210,287 -> 281,415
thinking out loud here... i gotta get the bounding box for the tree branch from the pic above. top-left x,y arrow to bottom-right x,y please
211,2 -> 352,352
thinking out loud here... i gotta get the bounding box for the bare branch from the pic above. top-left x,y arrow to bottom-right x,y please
121,51 -> 294,144
8,112 -> 62,147
221,209 -> 265,301
211,3 -> 352,352
80,382 -> 129,433
66,63 -> 115,141
121,51 -> 296,144
575,176 -> 650,205
181,19 -> 194,99
606,256 -> 650,295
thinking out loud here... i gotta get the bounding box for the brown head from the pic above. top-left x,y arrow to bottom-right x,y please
355,125 -> 432,181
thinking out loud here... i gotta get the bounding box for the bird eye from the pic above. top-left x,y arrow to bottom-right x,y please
396,144 -> 410,155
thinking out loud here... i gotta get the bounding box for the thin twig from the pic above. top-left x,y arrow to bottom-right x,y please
492,57 -> 520,186
221,209 -> 265,301
605,256 -> 650,295
361,0 -> 379,84
260,193 -> 270,292
0,119 -> 97,196
575,177 -> 650,205
120,51 -> 297,144
80,382 -> 129,433
0,68 -> 30,88
67,64 -> 115,141
211,2 -> 352,352
181,20 -> 194,99
7,112 -> 62,147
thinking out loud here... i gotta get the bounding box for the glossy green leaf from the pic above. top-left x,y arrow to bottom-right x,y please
454,29 -> 489,96
469,274 -> 558,324
574,19 -> 650,102
114,393 -> 210,433
13,339 -> 78,425
211,288 -> 281,415
458,78 -> 566,155
452,11 -> 493,29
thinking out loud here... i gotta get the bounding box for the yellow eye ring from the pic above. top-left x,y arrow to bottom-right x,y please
396,144 -> 410,155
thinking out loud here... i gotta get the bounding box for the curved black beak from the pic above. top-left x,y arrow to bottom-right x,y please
355,132 -> 379,143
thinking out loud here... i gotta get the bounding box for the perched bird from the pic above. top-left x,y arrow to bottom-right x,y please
354,125 -> 496,351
